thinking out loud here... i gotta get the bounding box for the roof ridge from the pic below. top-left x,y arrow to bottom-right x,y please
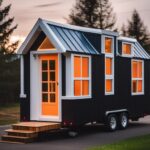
39,18 -> 119,36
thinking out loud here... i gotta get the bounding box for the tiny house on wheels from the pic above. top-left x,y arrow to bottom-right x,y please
18,18 -> 150,131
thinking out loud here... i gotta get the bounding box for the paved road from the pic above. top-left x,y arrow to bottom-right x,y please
1,116 -> 150,150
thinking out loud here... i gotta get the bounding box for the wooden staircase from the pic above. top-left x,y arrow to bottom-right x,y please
1,122 -> 61,143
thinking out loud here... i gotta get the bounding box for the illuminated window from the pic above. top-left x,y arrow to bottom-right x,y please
38,37 -> 56,50
74,56 -> 90,96
132,60 -> 144,95
105,56 -> 114,94
105,37 -> 113,53
122,43 -> 132,55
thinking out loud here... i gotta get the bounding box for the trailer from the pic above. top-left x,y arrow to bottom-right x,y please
17,18 -> 150,130
6,18 -> 150,136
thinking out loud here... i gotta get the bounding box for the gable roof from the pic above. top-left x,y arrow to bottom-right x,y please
18,18 -> 104,55
18,18 -> 150,60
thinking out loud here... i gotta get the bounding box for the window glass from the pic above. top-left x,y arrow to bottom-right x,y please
132,60 -> 143,94
74,56 -> 81,77
132,61 -> 138,78
123,43 -> 131,55
82,80 -> 89,96
105,38 -> 112,53
74,80 -> 81,96
106,58 -> 112,75
73,56 -> 90,96
38,37 -> 56,50
82,57 -> 89,77
106,79 -> 112,92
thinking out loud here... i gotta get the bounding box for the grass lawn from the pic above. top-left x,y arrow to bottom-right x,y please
89,134 -> 150,150
0,103 -> 20,125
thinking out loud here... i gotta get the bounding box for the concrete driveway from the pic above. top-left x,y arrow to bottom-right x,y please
0,116 -> 150,150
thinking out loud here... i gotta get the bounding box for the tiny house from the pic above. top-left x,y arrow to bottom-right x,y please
18,18 -> 150,131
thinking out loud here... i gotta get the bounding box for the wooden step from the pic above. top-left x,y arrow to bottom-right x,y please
5,129 -> 38,138
12,122 -> 61,132
1,135 -> 36,143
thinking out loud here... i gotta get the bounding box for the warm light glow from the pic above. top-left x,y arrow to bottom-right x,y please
10,35 -> 25,47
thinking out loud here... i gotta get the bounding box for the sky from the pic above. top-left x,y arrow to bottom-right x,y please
3,0 -> 150,44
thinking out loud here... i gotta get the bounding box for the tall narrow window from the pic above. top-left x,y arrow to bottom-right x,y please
73,55 -> 90,96
104,36 -> 114,95
132,60 -> 144,95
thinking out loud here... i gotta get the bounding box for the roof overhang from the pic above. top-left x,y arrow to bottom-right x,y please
17,18 -> 66,54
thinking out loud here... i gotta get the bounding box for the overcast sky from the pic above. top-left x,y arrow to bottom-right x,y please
3,0 -> 150,42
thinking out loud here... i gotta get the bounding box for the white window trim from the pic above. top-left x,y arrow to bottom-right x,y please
102,35 -> 115,95
105,56 -> 114,95
131,59 -> 144,96
64,54 -> 92,99
101,35 -> 114,55
122,42 -> 134,58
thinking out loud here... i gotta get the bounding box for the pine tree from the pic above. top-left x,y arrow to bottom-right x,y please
68,0 -> 116,30
121,10 -> 150,52
0,0 -> 19,104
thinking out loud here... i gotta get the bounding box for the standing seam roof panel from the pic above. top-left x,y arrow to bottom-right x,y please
55,27 -> 78,52
74,31 -> 96,54
48,24 -> 99,55
69,30 -> 88,54
62,28 -> 85,53
50,25 -> 70,50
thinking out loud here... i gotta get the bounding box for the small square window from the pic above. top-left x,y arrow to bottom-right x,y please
122,43 -> 132,55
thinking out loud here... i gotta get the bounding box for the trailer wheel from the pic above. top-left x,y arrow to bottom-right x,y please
106,114 -> 118,131
119,112 -> 128,129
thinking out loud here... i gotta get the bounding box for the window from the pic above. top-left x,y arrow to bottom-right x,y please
105,37 -> 113,53
38,37 -> 56,50
105,57 -> 114,94
122,43 -> 132,55
104,36 -> 114,95
131,60 -> 144,95
73,55 -> 90,96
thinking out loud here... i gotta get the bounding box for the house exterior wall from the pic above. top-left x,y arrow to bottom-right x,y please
61,53 -> 150,126
19,30 -> 150,125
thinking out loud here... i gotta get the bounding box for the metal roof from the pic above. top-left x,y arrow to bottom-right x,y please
118,36 -> 150,60
134,42 -> 150,59
44,19 -> 119,36
48,24 -> 99,55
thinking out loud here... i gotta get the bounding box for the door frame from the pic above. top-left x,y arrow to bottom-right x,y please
30,51 -> 62,122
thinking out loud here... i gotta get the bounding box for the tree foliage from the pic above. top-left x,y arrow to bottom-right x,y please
68,0 -> 116,30
121,10 -> 150,52
0,0 -> 19,104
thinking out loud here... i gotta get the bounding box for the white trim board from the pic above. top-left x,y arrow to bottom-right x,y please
19,55 -> 26,98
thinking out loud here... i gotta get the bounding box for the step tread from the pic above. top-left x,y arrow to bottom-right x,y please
5,129 -> 36,134
2,135 -> 34,139
12,122 -> 60,128
0,140 -> 24,144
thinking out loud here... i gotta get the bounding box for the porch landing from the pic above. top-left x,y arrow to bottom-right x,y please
1,122 -> 61,143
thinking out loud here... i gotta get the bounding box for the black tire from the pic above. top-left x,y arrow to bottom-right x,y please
106,114 -> 118,131
119,112 -> 128,129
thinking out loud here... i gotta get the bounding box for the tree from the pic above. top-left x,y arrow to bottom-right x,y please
68,0 -> 117,30
121,10 -> 150,52
0,0 -> 19,104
